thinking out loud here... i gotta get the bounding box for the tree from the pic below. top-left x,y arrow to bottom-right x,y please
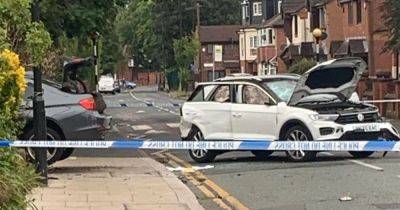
0,0 -> 52,65
173,36 -> 199,91
288,58 -> 317,75
382,0 -> 400,51
40,0 -> 128,75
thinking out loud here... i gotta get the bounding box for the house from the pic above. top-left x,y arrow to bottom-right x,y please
280,0 -> 317,65
256,14 -> 287,75
239,0 -> 282,75
279,0 -> 400,118
197,25 -> 241,82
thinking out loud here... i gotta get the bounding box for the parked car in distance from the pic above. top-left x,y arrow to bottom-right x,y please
99,75 -> 116,94
21,72 -> 112,165
125,81 -> 137,89
180,58 -> 400,163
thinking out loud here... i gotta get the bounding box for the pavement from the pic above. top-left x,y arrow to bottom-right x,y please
29,157 -> 203,210
29,88 -> 400,210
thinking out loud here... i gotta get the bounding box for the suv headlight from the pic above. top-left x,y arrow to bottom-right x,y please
309,114 -> 339,121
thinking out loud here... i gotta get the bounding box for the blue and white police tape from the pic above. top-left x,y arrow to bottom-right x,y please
0,139 -> 400,152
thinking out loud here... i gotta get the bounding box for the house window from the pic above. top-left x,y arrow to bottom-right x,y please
267,29 -> 274,45
356,0 -> 362,24
240,37 -> 244,57
348,1 -> 353,25
259,29 -> 267,46
253,2 -> 262,16
207,44 -> 213,54
294,15 -> 298,38
319,7 -> 326,28
250,36 -> 257,48
242,5 -> 249,19
278,0 -> 282,14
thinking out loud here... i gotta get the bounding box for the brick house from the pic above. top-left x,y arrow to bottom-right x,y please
197,25 -> 241,82
239,0 -> 283,75
280,0 -> 400,118
256,14 -> 288,75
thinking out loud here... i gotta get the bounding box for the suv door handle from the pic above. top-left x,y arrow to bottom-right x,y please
232,113 -> 242,118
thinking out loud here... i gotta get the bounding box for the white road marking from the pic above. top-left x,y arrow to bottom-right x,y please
131,125 -> 152,131
347,159 -> 384,171
320,152 -> 384,171
136,110 -> 145,113
144,129 -> 168,134
166,123 -> 180,128
166,165 -> 214,172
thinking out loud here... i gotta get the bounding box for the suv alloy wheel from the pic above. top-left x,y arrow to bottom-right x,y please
188,127 -> 217,163
284,125 -> 317,162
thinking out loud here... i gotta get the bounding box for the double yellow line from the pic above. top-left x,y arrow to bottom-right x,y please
151,151 -> 249,210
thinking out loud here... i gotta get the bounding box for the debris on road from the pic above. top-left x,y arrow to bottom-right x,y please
166,165 -> 214,172
339,194 -> 353,202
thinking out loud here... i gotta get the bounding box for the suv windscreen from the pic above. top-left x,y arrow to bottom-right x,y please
262,79 -> 297,102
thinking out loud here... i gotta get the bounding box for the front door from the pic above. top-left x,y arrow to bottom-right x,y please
231,84 -> 277,140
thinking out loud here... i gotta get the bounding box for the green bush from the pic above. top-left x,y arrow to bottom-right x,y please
0,149 -> 40,210
0,49 -> 40,210
288,58 -> 317,75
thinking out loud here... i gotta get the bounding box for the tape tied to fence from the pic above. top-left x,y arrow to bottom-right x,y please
1,140 -> 400,152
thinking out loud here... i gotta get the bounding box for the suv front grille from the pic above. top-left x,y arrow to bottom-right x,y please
339,129 -> 400,141
335,112 -> 378,124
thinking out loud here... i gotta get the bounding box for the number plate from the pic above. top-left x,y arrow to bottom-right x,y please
352,124 -> 380,132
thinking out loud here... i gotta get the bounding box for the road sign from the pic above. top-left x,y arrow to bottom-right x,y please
214,45 -> 223,62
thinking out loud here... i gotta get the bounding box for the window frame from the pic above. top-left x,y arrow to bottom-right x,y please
348,1 -> 354,25
294,15 -> 299,38
241,84 -> 275,105
253,2 -> 262,16
209,84 -> 233,103
356,0 -> 362,24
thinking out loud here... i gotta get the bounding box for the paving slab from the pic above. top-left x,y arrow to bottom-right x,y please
28,157 -> 203,210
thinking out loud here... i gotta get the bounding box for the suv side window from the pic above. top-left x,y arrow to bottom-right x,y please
242,85 -> 271,105
211,85 -> 230,103
188,85 -> 216,102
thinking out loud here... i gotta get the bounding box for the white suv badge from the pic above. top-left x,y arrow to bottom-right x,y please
357,113 -> 364,122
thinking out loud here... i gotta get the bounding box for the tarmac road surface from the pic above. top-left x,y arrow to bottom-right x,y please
73,89 -> 400,210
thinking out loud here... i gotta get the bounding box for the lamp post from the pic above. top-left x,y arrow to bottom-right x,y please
90,32 -> 100,92
312,28 -> 323,63
32,0 -> 48,185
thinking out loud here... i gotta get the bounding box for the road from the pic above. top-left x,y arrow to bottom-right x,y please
73,89 -> 400,210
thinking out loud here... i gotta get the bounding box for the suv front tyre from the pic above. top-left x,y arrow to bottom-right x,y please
187,127 -> 217,163
283,125 -> 317,162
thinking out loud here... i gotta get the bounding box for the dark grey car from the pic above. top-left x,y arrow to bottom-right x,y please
21,72 -> 112,164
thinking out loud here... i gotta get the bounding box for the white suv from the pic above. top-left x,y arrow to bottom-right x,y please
180,58 -> 400,162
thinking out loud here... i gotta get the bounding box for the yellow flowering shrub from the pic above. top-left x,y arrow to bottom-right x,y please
0,49 -> 26,139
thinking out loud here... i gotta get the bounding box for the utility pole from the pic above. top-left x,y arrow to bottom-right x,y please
32,0 -> 48,185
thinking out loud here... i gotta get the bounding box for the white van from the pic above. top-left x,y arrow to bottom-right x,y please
98,76 -> 115,93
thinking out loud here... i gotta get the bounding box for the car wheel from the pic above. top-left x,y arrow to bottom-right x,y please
284,125 -> 317,162
188,127 -> 217,163
348,151 -> 374,158
251,150 -> 273,160
23,127 -> 64,165
58,149 -> 75,161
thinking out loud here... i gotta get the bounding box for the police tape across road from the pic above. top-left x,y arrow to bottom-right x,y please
1,139 -> 400,152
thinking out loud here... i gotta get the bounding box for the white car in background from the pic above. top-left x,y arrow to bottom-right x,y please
98,75 -> 116,94
180,58 -> 400,163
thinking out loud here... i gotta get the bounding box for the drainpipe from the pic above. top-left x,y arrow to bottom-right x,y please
244,30 -> 247,73
367,0 -> 375,77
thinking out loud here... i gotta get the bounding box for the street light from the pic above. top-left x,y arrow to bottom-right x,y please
312,28 -> 323,63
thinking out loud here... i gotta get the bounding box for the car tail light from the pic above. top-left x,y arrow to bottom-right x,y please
79,97 -> 96,110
